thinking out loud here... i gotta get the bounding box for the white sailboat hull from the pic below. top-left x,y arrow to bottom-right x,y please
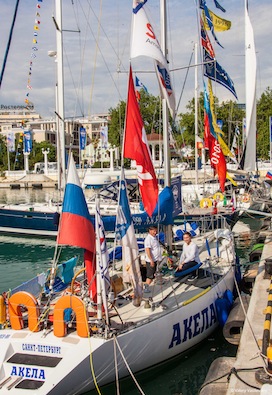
0,269 -> 233,394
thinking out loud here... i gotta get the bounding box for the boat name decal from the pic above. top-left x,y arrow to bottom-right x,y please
11,366 -> 45,380
168,303 -> 217,348
22,343 -> 61,354
132,213 -> 167,226
0,334 -> 11,339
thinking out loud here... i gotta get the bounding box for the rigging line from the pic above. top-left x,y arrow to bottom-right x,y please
86,0 -> 127,74
176,45 -> 195,114
0,0 -> 20,89
77,1 -> 123,102
70,0 -> 87,117
88,0 -> 103,116
114,336 -> 146,395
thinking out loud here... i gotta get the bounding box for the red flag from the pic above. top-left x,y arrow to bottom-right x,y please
84,249 -> 97,302
124,66 -> 158,216
204,112 -> 226,192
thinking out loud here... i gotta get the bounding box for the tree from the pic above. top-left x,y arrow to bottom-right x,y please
256,87 -> 272,160
176,93 -> 245,151
28,141 -> 56,170
108,90 -> 162,149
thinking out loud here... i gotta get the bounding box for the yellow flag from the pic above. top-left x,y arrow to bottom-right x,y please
226,172 -> 238,186
203,9 -> 231,32
34,25 -> 39,31
208,80 -> 234,158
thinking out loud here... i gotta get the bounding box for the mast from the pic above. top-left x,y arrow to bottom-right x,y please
160,0 -> 172,250
0,0 -> 20,89
194,42 -> 199,184
54,0 -> 66,191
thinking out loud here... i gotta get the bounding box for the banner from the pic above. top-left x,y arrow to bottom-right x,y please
171,176 -> 182,217
79,127 -> 86,150
7,133 -> 15,152
100,126 -> 108,149
23,130 -> 32,153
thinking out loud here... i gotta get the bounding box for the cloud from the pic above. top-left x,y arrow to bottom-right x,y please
0,0 -> 271,120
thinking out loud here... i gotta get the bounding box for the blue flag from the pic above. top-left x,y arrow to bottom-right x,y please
135,76 -> 148,93
203,51 -> 237,99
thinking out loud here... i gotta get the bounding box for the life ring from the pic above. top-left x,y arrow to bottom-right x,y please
53,294 -> 89,338
8,291 -> 40,332
213,192 -> 224,201
200,198 -> 213,208
242,193 -> 250,203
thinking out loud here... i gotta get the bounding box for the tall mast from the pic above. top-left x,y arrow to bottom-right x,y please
194,42 -> 199,184
55,0 -> 66,191
160,0 -> 172,250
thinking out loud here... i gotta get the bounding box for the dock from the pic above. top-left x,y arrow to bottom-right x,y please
201,231 -> 272,395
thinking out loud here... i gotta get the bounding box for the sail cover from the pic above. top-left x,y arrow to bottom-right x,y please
244,3 -> 257,172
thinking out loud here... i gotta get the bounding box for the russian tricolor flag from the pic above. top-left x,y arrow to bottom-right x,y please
266,171 -> 272,180
57,154 -> 95,252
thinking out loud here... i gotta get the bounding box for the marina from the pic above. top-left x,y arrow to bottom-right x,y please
0,0 -> 272,393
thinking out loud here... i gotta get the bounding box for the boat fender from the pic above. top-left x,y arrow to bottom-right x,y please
0,295 -> 6,325
8,291 -> 40,332
223,295 -> 250,345
200,198 -> 212,208
242,193 -> 250,203
213,192 -> 224,201
215,291 -> 233,327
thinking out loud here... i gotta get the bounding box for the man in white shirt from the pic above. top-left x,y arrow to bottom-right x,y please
144,226 -> 162,291
177,232 -> 200,280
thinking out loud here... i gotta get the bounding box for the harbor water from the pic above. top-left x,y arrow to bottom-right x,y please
0,189 -> 263,394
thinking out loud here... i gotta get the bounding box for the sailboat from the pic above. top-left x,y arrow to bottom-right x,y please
0,1 -> 236,393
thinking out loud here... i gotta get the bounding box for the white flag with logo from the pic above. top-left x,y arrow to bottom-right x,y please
130,0 -> 176,118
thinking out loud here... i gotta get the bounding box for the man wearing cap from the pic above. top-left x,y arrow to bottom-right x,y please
144,226 -> 162,292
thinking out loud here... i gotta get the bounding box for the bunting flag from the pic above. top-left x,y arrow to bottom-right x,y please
203,50 -> 238,99
200,17 -> 215,59
203,84 -> 226,192
57,154 -> 95,252
24,1 -> 45,108
130,0 -> 176,118
202,9 -> 231,32
124,66 -> 158,217
201,0 -> 224,48
116,168 -> 143,305
135,76 -> 148,93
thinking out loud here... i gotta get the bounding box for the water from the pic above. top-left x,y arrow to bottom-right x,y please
0,188 -> 262,394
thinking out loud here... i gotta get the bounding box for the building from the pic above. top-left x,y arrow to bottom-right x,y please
0,105 -> 111,166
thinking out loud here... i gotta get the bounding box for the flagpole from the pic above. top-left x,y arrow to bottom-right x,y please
95,198 -> 103,321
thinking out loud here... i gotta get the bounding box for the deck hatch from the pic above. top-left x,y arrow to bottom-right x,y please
7,353 -> 62,367
15,379 -> 44,390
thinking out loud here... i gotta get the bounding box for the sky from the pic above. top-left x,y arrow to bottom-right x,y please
0,0 -> 271,121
